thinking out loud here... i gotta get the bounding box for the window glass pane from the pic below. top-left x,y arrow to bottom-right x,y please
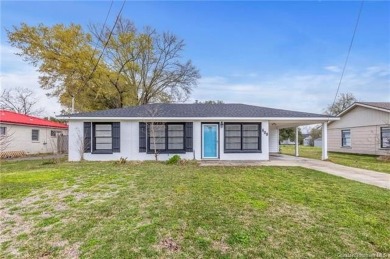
342,130 -> 351,146
95,138 -> 112,144
168,124 -> 184,132
243,142 -> 259,150
96,143 -> 112,150
226,125 -> 241,131
150,124 -> 165,138
95,130 -> 112,137
382,128 -> 390,148
150,143 -> 165,150
32,129 -> 39,141
243,136 -> 258,150
225,137 -> 241,150
382,138 -> 390,148
168,143 -> 184,149
149,124 -> 166,150
225,130 -> 241,137
243,124 -> 258,131
168,138 -> 184,144
168,124 -> 184,150
226,142 -> 241,150
382,128 -> 390,137
0,127 -> 6,135
96,124 -> 111,131
94,124 -> 112,150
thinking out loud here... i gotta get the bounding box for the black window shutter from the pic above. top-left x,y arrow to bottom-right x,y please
139,122 -> 147,152
185,122 -> 193,152
84,122 -> 91,153
112,122 -> 120,152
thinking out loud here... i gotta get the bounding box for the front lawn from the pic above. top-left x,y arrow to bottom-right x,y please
280,145 -> 390,174
1,160 -> 389,258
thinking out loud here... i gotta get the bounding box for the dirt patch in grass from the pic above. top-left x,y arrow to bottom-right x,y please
266,202 -> 315,227
212,240 -> 230,253
0,203 -> 33,257
158,237 -> 180,252
0,182 -> 123,257
377,155 -> 390,162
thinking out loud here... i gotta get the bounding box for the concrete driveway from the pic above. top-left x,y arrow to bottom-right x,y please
200,154 -> 390,189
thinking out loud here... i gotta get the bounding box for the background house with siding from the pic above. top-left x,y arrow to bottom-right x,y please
328,102 -> 390,156
0,110 -> 68,157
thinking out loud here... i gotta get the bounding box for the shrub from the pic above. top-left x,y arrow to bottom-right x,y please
115,157 -> 128,164
167,155 -> 181,165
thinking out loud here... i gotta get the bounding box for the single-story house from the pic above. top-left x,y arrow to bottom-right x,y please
62,103 -> 338,161
328,102 -> 390,155
0,110 -> 68,157
314,138 -> 322,147
303,134 -> 312,146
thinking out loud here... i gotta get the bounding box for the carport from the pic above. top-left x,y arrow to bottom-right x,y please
269,118 -> 337,160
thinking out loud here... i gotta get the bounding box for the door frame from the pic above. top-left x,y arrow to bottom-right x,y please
201,122 -> 220,159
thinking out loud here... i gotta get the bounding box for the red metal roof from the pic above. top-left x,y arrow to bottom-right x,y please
0,110 -> 68,129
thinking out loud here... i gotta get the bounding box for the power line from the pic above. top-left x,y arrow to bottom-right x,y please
330,0 -> 364,114
88,0 -> 114,64
86,0 -> 126,83
71,0 -> 126,112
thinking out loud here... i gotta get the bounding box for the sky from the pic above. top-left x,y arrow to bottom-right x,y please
1,0 -> 389,117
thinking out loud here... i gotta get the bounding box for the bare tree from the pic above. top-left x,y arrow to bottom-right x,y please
0,126 -> 15,152
143,105 -> 165,161
76,131 -> 90,161
194,100 -> 224,104
325,93 -> 357,116
0,87 -> 44,115
90,17 -> 200,106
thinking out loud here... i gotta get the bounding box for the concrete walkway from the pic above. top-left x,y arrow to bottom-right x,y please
200,154 -> 390,189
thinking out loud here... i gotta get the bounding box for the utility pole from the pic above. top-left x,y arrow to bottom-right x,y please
71,96 -> 75,113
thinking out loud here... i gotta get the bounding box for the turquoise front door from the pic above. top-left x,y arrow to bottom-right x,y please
202,124 -> 218,158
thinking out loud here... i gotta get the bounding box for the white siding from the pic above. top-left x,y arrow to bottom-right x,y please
269,127 -> 279,153
68,120 -> 270,161
0,123 -> 68,154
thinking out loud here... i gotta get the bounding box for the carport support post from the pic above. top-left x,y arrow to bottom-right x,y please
322,122 -> 328,160
295,127 -> 299,157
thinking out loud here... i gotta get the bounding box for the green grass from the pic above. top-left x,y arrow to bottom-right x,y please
1,160 -> 389,258
280,145 -> 390,173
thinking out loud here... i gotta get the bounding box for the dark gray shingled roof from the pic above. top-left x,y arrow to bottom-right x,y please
358,102 -> 390,111
64,103 -> 332,118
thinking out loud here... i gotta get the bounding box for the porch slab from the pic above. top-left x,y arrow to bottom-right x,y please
200,154 -> 390,189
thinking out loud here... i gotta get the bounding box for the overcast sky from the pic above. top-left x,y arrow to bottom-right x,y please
1,1 -> 389,117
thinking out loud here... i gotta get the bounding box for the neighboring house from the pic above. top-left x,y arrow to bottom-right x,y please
280,139 -> 295,145
328,102 -> 390,156
62,103 -> 337,161
303,134 -> 312,146
0,110 -> 68,156
314,138 -> 322,147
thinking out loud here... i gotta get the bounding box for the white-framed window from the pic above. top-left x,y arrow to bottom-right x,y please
32,129 -> 40,141
0,126 -> 6,136
341,129 -> 351,147
381,127 -> 390,148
